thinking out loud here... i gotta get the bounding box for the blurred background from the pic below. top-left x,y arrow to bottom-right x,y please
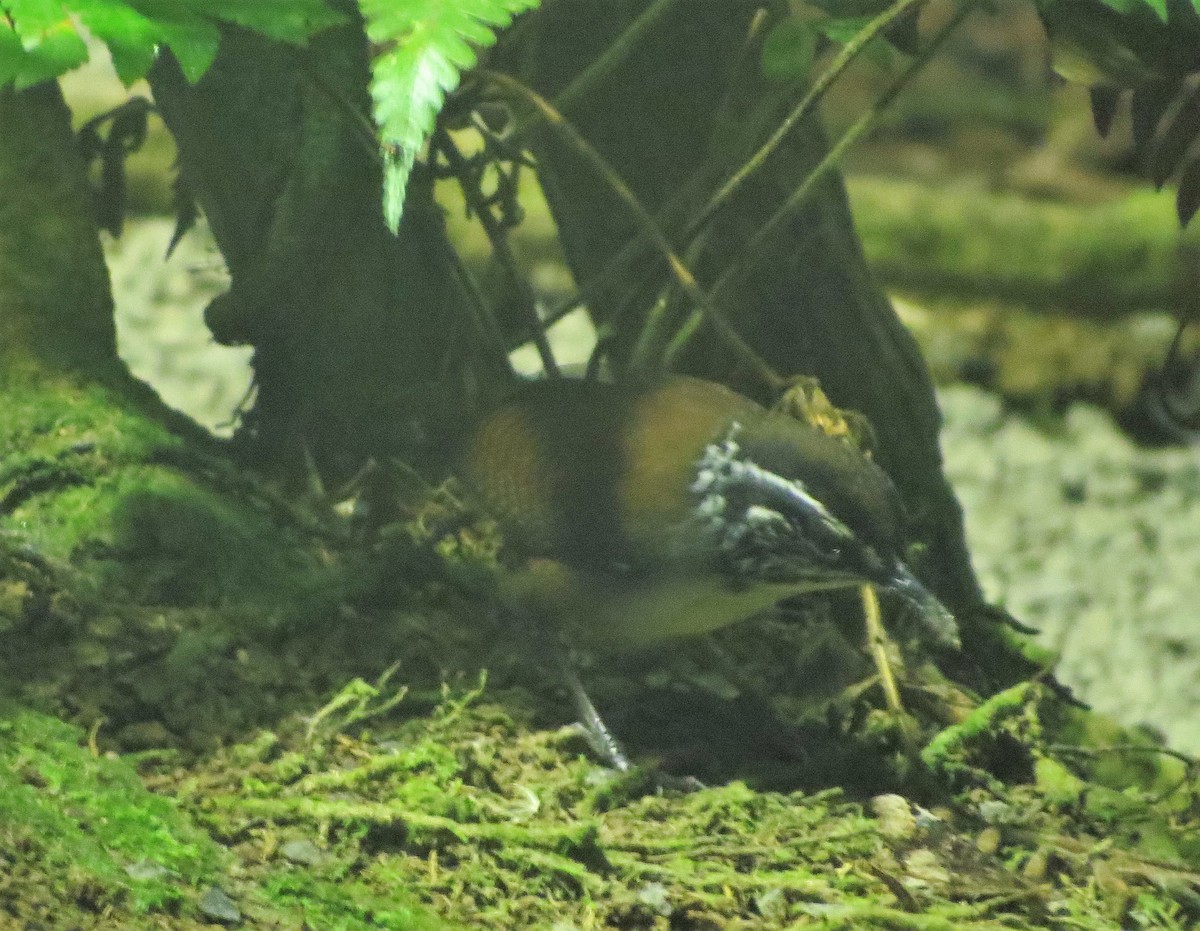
62,1 -> 1200,750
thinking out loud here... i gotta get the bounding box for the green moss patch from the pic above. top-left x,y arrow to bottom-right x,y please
0,704 -> 221,921
0,701 -> 450,929
142,676 -> 1200,930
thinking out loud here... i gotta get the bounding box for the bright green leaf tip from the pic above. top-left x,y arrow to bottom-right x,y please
362,0 -> 543,233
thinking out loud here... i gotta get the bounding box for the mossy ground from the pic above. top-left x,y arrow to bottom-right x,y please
1,358 -> 1198,931
3,440 -> 1200,929
7,658 -> 1200,929
0,705 -> 222,928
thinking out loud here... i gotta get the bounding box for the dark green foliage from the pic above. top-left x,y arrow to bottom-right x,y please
1036,0 -> 1200,223
761,15 -> 818,83
0,0 -> 345,87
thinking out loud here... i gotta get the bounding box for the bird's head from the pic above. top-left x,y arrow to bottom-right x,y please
685,415 -> 957,647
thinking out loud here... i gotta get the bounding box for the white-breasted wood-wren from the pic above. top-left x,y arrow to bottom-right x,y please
461,375 -> 957,654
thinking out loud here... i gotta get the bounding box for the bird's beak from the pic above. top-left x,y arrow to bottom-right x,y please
771,561 -> 959,651
879,563 -> 960,650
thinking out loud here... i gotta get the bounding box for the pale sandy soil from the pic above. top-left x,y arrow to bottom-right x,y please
941,385 -> 1200,750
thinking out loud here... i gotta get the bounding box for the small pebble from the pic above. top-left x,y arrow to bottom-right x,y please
976,826 -> 1002,855
279,838 -> 325,866
871,794 -> 917,840
198,885 -> 240,925
636,881 -> 672,917
125,860 -> 173,881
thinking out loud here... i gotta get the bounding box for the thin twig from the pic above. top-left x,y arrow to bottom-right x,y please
518,9 -> 771,357
435,127 -> 560,377
665,0 -> 978,365
685,0 -> 928,242
288,47 -> 383,167
533,0 -> 921,356
479,69 -> 783,392
1048,742 -> 1198,769
862,584 -> 904,716
437,226 -> 515,380
490,0 -> 694,361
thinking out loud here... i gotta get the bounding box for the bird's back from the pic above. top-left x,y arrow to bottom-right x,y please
463,377 -> 761,569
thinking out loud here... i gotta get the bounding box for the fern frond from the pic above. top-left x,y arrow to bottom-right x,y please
361,0 -> 541,231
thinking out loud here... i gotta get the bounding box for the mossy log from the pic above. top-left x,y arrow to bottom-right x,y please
849,177 -> 1200,316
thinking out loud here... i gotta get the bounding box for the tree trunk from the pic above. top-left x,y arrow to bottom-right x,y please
148,12 -> 471,483
0,81 -> 366,748
0,83 -> 122,382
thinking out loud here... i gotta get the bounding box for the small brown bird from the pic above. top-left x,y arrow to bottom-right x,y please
462,375 -> 956,654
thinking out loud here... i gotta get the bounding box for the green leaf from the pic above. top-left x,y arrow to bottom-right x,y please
201,0 -> 346,43
761,16 -> 817,83
138,14 -> 218,81
5,0 -> 72,34
809,0 -> 894,16
1088,84 -> 1122,138
1152,84 -> 1200,188
15,26 -> 87,86
1175,156 -> 1200,226
71,0 -> 162,83
361,0 -> 542,231
0,23 -> 28,85
1131,81 -> 1174,147
817,15 -> 896,70
1141,0 -> 1169,20
1101,0 -> 1169,19
817,15 -> 873,45
116,3 -> 219,82
118,0 -> 344,83
3,1 -> 89,87
2,0 -> 343,89
1092,0 -> 1170,16
130,0 -> 345,45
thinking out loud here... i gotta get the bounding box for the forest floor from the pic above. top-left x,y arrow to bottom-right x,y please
106,214 -> 1200,756
11,18 -> 1196,928
1,210 -> 1172,931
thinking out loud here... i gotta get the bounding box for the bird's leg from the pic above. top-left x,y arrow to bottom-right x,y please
532,622 -> 704,790
548,637 -> 633,773
497,565 -> 637,772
